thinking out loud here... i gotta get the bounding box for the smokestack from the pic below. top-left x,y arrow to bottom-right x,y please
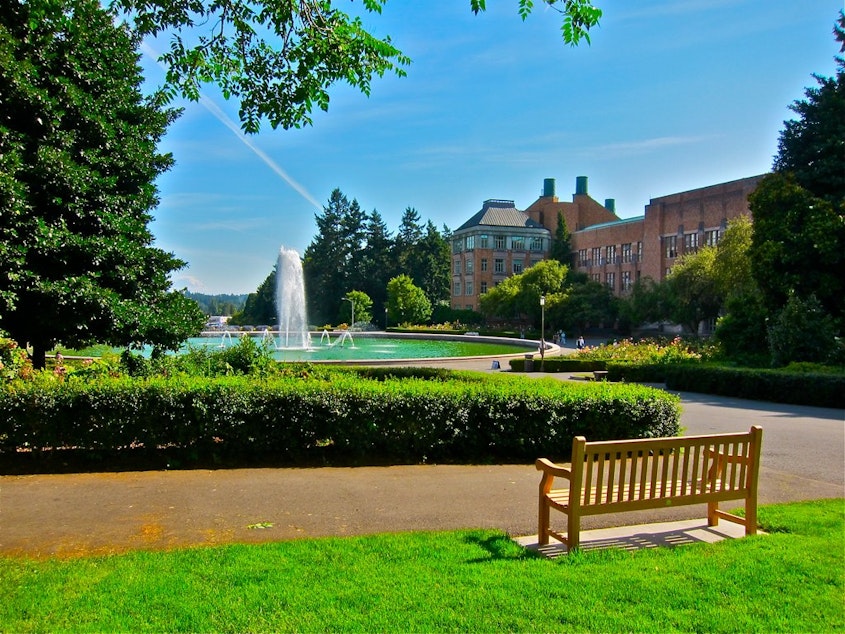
575,176 -> 588,196
543,178 -> 556,198
605,198 -> 616,213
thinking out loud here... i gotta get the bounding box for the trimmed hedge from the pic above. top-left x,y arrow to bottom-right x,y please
508,358 -> 607,373
664,365 -> 845,409
0,373 -> 680,468
511,358 -> 844,408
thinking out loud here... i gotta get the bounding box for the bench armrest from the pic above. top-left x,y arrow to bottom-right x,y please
535,458 -> 572,479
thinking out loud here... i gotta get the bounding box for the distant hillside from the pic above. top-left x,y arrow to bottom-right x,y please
184,291 -> 248,316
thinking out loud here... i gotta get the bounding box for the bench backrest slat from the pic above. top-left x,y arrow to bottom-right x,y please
574,429 -> 760,507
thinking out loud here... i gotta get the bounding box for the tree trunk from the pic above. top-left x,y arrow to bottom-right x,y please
31,344 -> 46,370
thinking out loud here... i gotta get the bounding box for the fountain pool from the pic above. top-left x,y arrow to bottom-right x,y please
188,331 -> 535,362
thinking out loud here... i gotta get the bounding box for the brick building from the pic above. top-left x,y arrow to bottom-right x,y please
451,174 -> 765,311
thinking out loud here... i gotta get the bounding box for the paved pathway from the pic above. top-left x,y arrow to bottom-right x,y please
0,361 -> 842,558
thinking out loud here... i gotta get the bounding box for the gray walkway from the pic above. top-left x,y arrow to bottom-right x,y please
0,364 -> 842,558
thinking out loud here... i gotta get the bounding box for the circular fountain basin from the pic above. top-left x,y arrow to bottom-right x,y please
190,331 -> 542,363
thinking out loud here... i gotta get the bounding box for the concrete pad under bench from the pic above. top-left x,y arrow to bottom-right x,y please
515,518 -> 761,558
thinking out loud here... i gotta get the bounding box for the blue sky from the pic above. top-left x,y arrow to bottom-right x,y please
141,0 -> 843,295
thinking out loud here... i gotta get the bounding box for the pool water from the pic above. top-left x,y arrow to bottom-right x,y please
187,333 -> 532,362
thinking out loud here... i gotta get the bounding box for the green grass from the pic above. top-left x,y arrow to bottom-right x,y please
1,500 -> 842,632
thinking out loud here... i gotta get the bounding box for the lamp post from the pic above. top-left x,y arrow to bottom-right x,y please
540,294 -> 546,371
342,297 -> 355,331
384,306 -> 388,331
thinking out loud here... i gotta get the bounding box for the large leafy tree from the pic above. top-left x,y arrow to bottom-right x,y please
111,0 -> 602,132
479,259 -> 567,328
386,274 -> 431,325
0,0 -> 204,367
664,247 -> 721,335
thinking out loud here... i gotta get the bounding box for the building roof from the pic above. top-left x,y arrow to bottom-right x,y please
573,215 -> 645,233
455,200 -> 545,232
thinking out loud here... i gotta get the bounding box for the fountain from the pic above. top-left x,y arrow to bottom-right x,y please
275,246 -> 312,349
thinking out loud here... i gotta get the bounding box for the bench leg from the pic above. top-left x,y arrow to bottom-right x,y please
745,495 -> 758,536
707,500 -> 719,527
538,499 -> 550,545
568,512 -> 581,551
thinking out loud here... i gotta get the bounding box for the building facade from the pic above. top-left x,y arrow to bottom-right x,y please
451,174 -> 765,310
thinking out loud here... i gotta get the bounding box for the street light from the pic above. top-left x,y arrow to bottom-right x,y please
540,294 -> 546,371
384,306 -> 388,331
342,297 -> 355,331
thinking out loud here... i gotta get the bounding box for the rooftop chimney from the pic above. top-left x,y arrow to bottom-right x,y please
575,176 -> 588,196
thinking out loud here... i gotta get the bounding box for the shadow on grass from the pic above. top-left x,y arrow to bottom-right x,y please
461,532 -> 541,563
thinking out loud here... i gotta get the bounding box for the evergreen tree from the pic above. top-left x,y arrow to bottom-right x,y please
550,211 -> 573,267
773,12 -> 845,204
413,221 -> 451,305
749,13 -> 845,335
230,270 -> 277,325
0,0 -> 204,367
302,189 -> 352,324
360,210 -> 395,324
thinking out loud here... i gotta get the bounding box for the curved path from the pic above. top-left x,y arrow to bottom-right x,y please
1,356 -> 842,558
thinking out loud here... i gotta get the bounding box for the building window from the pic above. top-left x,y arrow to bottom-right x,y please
606,272 -> 615,290
622,243 -> 632,263
480,281 -> 487,294
513,261 -> 523,274
591,247 -> 602,265
480,258 -> 488,272
453,260 -> 461,275
663,235 -> 677,259
479,235 -> 489,249
684,232 -> 699,253
465,281 -> 473,295
511,236 -> 525,251
591,273 -> 601,282
465,235 -> 475,251
453,281 -> 461,295
606,245 -> 617,264
530,259 -> 542,268
530,236 -> 544,251
494,258 -> 504,274
452,239 -> 462,254
465,259 -> 474,274
494,235 -> 506,250
637,241 -> 643,261
704,229 -> 720,247
578,249 -> 587,266
622,270 -> 632,291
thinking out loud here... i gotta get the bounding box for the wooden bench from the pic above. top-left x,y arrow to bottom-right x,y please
536,426 -> 763,550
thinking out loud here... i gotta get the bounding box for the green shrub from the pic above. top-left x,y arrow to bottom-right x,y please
664,364 -> 844,408
767,295 -> 838,366
0,372 -> 680,467
0,336 -> 33,381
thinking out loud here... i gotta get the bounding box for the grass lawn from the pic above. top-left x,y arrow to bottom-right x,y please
1,499 -> 842,632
